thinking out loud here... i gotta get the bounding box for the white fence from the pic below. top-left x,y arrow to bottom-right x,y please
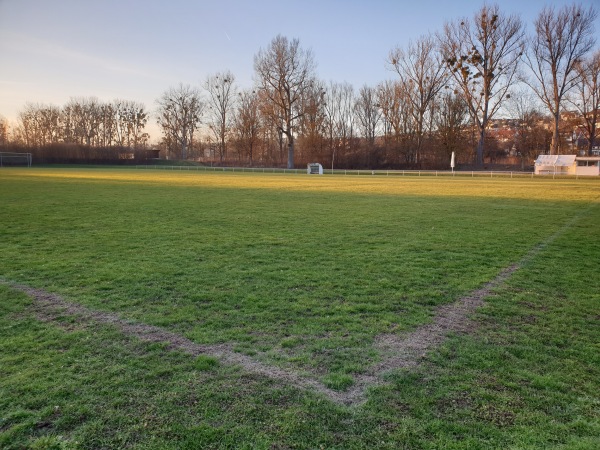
135,165 -> 585,179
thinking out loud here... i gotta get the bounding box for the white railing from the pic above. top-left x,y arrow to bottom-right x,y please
135,165 -> 303,174
135,165 -> 597,179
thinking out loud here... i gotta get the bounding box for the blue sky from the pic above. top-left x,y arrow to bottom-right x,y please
1,0 -> 598,140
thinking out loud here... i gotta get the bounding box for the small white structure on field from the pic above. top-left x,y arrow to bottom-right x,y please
534,155 -> 576,175
534,155 -> 600,176
575,157 -> 600,176
307,163 -> 323,175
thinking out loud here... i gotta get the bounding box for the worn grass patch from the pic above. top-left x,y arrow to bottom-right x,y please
1,167 -> 599,448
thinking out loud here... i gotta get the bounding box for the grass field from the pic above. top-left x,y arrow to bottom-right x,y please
1,167 -> 599,449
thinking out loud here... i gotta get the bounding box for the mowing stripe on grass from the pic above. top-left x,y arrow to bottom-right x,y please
371,200 -> 599,375
7,282 -> 371,405
3,199 -> 597,406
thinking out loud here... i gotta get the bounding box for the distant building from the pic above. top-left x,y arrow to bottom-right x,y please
118,148 -> 161,160
534,155 -> 600,176
575,157 -> 600,176
572,127 -> 600,155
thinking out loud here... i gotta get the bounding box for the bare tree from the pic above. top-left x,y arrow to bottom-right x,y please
376,80 -> 417,164
66,97 -> 102,146
297,80 -> 327,163
376,81 -> 396,145
233,89 -> 261,163
389,34 -> 448,165
60,97 -> 103,146
0,116 -> 9,147
354,85 -> 381,146
98,102 -> 117,147
323,81 -> 355,169
17,104 -> 38,147
506,89 -> 551,168
525,4 -> 597,154
205,71 -> 237,162
254,35 -> 316,168
440,4 -> 525,165
38,104 -> 62,145
114,100 -> 149,148
14,102 -> 57,147
570,49 -> 600,155
257,89 -> 286,165
156,84 -> 204,159
434,93 -> 470,165
16,103 -> 62,147
11,98 -> 149,154
60,103 -> 77,144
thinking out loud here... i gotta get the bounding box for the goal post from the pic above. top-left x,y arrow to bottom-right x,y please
0,152 -> 32,167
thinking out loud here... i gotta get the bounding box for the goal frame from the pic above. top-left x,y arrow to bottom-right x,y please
0,152 -> 32,167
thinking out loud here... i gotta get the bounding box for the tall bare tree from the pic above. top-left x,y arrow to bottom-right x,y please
434,93 -> 470,165
98,102 -> 117,147
525,4 -> 597,154
571,49 -> 600,155
233,89 -> 261,163
440,4 -> 525,165
126,101 -> 150,148
506,89 -> 551,168
297,80 -> 326,163
60,103 -> 77,144
376,80 -> 416,164
66,97 -> 102,146
254,35 -> 316,168
376,81 -> 397,145
17,104 -> 38,147
323,81 -> 355,169
13,99 -> 149,150
389,34 -> 448,165
257,89 -> 286,164
61,98 -> 103,146
17,103 -> 59,147
114,100 -> 149,148
377,81 -> 410,141
205,71 -> 237,162
156,84 -> 204,159
38,104 -> 62,145
354,85 -> 381,147
0,116 -> 9,147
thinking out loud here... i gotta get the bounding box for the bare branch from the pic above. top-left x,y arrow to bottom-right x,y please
439,4 -> 525,165
254,35 -> 316,168
524,3 -> 597,154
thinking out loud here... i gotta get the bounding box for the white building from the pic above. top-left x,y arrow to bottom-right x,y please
534,155 -> 600,176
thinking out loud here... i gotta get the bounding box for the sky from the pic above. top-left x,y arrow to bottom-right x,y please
1,0 -> 599,141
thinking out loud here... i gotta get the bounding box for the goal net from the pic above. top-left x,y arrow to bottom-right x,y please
0,152 -> 32,167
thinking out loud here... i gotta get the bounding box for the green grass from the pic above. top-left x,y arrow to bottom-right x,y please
1,167 -> 599,448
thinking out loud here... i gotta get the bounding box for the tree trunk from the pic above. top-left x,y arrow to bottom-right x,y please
287,138 -> 294,169
331,148 -> 336,171
476,128 -> 485,166
550,112 -> 560,155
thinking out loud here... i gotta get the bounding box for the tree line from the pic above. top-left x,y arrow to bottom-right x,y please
2,3 -> 598,169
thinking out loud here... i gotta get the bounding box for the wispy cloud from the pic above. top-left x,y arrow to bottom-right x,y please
0,32 -> 161,80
